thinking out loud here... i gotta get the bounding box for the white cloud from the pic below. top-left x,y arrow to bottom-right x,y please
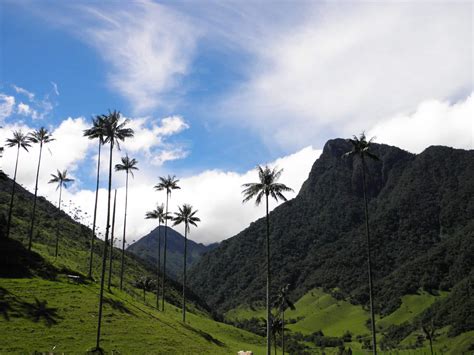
216,2 -> 473,150
12,85 -> 35,101
368,94 -> 474,153
68,1 -> 200,113
51,81 -> 60,96
151,148 -> 188,166
0,94 -> 15,122
17,102 -> 40,119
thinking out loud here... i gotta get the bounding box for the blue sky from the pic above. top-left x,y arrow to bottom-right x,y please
0,1 -> 472,244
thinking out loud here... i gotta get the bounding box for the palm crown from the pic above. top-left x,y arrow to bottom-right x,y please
172,204 -> 200,234
48,169 -> 74,190
275,284 -> 295,312
28,127 -> 54,145
83,115 -> 106,143
145,204 -> 169,224
154,175 -> 180,196
242,165 -> 294,205
6,130 -> 31,151
115,154 -> 139,176
343,132 -> 379,161
102,110 -> 134,149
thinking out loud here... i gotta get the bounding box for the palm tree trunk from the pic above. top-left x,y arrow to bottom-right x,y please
6,145 -> 20,239
266,192 -> 271,355
95,142 -> 113,351
156,220 -> 161,309
429,337 -> 433,355
161,192 -> 169,312
88,141 -> 101,279
108,189 -> 117,290
120,171 -> 129,290
282,310 -> 285,355
55,184 -> 62,258
182,225 -> 187,323
361,158 -> 377,355
28,142 -> 43,251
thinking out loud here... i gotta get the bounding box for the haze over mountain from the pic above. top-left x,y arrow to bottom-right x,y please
127,226 -> 216,280
189,139 -> 474,336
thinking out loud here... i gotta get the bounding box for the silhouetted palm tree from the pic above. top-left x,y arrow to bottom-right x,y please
48,169 -> 74,257
108,189 -> 118,291
95,110 -> 133,352
154,175 -> 180,311
145,204 -> 168,309
115,154 -> 138,290
84,115 -> 106,279
274,284 -> 295,354
343,132 -> 379,355
135,276 -> 154,303
242,165 -> 293,355
27,128 -> 54,251
5,130 -> 31,238
172,204 -> 200,322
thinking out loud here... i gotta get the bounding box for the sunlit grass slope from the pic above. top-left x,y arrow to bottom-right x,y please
0,277 -> 266,354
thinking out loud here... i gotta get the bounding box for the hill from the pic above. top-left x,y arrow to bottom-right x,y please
188,139 -> 474,351
127,225 -> 215,280
0,176 -> 266,353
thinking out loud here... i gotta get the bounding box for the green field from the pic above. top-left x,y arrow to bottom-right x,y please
0,277 -> 266,354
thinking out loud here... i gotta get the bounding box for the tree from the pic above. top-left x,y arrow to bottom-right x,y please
242,165 -> 293,355
48,169 -> 74,257
343,132 -> 380,355
135,276 -> 155,303
154,175 -> 180,311
95,110 -> 134,352
83,115 -> 106,279
421,321 -> 437,355
115,154 -> 138,290
27,127 -> 54,251
172,204 -> 200,322
145,204 -> 168,309
5,130 -> 31,239
107,189 -> 118,291
274,284 -> 295,354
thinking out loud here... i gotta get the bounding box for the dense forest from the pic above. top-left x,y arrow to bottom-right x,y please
188,139 -> 474,334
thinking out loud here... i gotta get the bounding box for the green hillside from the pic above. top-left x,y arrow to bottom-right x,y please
0,177 -> 266,353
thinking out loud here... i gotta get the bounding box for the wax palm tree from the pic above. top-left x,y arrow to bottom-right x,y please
154,175 -> 180,311
274,284 -> 295,355
95,110 -> 134,352
145,204 -> 168,309
343,132 -> 380,354
107,189 -> 118,291
115,154 -> 138,290
242,165 -> 293,355
27,127 -> 54,251
5,130 -> 31,239
172,204 -> 200,322
83,115 -> 106,279
135,276 -> 154,303
48,169 -> 74,257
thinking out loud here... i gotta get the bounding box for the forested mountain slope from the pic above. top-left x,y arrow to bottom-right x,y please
189,139 -> 474,325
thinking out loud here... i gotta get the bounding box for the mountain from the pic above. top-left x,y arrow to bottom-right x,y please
188,139 -> 474,341
127,225 -> 215,280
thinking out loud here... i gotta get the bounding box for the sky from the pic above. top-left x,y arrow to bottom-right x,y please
0,1 -> 472,245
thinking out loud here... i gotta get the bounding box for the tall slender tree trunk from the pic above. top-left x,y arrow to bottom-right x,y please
55,184 -> 63,258
156,221 -> 161,309
361,158 -> 377,355
6,146 -> 20,239
182,224 -> 188,323
161,192 -> 169,311
28,142 -> 43,251
265,192 -> 271,355
281,310 -> 285,355
88,141 -> 101,279
120,172 -> 129,290
429,338 -> 433,355
108,189 -> 117,290
95,142 -> 113,351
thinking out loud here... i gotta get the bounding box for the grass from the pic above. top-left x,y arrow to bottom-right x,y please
0,277 -> 266,354
377,290 -> 449,329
